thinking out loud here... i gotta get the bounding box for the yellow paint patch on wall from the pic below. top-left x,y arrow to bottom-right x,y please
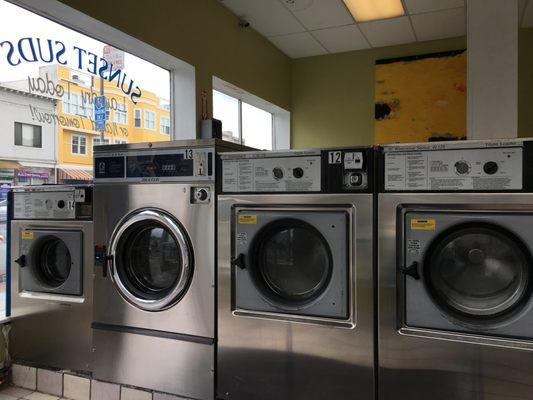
375,51 -> 467,144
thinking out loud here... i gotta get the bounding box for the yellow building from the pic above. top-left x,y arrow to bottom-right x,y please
51,65 -> 171,181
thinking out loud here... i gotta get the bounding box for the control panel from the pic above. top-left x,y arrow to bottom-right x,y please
13,187 -> 92,220
94,147 -> 214,183
382,141 -> 524,191
221,147 -> 373,193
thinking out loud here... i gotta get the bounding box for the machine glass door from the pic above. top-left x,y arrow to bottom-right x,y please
18,229 -> 83,296
109,208 -> 193,311
403,211 -> 533,338
233,207 -> 351,322
425,224 -> 530,320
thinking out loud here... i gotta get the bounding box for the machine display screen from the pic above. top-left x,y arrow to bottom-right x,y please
126,154 -> 194,178
95,157 -> 125,179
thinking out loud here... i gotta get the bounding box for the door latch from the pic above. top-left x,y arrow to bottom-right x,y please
400,261 -> 420,280
14,255 -> 26,268
231,253 -> 246,269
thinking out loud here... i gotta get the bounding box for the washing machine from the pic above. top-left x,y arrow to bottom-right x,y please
378,139 -> 533,400
217,148 -> 375,400
92,139 -> 248,400
10,185 -> 94,372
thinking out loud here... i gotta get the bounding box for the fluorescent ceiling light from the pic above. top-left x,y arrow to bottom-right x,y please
343,0 -> 405,22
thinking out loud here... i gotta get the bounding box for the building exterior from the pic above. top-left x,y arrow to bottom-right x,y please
53,65 -> 171,181
0,84 -> 57,193
1,64 -> 172,184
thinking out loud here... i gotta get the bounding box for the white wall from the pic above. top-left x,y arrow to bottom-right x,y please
0,88 -> 56,165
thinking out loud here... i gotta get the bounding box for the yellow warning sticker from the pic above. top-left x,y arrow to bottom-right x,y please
21,231 -> 34,240
411,219 -> 436,231
238,215 -> 257,224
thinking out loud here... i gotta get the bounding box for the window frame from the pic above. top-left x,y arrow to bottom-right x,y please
134,108 -> 142,128
144,110 -> 156,131
114,102 -> 128,125
10,0 -> 196,139
14,122 -> 42,148
160,116 -> 171,135
71,135 -> 87,155
213,77 -> 290,150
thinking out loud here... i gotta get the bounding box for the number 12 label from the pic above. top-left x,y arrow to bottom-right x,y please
328,151 -> 342,164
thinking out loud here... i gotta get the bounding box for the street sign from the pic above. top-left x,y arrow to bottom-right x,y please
103,46 -> 125,70
94,95 -> 107,131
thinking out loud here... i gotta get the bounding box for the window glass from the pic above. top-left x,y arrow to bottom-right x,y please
213,90 -> 273,149
0,0 -> 179,320
213,90 -> 239,144
160,117 -> 171,135
144,110 -> 156,130
242,102 -> 273,150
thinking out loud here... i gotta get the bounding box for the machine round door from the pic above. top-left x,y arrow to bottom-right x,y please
250,218 -> 333,306
109,209 -> 193,311
32,235 -> 72,287
424,223 -> 532,322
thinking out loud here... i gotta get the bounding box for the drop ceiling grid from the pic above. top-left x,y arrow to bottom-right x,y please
219,0 -> 474,58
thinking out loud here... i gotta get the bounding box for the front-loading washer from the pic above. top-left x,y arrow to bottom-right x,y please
92,139 -> 249,400
378,139 -> 533,400
10,185 -> 94,372
217,147 -> 375,400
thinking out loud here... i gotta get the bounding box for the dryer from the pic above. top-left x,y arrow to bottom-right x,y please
378,139 -> 533,400
217,148 -> 375,400
92,139 -> 248,400
10,185 -> 93,372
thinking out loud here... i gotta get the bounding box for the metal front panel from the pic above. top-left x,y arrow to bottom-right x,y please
10,220 -> 94,372
217,193 -> 374,400
92,329 -> 213,399
378,193 -> 533,400
93,183 -> 215,338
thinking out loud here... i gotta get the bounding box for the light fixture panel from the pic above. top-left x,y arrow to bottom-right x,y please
343,0 -> 405,22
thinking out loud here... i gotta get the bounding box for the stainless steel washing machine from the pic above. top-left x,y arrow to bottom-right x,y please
10,185 -> 94,372
378,139 -> 533,400
92,139 -> 248,400
218,148 -> 375,400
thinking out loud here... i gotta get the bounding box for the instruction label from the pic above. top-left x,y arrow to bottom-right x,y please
384,146 -> 523,191
222,155 -> 321,192
238,215 -> 257,224
411,219 -> 436,231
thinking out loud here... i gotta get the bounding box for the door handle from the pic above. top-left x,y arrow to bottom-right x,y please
103,255 -> 114,278
14,255 -> 26,268
231,253 -> 246,269
400,261 -> 420,280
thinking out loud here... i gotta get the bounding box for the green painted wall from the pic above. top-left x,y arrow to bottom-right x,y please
59,0 -> 292,133
519,28 -> 533,138
291,37 -> 467,149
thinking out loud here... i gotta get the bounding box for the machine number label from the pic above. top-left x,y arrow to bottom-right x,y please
411,219 -> 436,231
238,215 -> 257,224
184,149 -> 193,159
328,151 -> 342,164
21,231 -> 34,240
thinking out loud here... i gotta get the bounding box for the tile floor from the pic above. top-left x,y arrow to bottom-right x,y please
5,364 -> 186,400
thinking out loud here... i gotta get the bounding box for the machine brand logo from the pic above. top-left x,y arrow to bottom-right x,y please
141,177 -> 160,183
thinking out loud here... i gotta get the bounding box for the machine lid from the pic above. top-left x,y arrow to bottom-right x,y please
109,209 -> 193,311
424,224 -> 532,320
251,218 -> 333,305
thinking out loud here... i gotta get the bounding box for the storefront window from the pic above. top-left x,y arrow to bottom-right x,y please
0,0 -> 177,318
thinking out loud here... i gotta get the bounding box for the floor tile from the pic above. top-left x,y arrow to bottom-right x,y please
11,364 -> 37,390
23,392 -> 60,400
120,386 -> 152,400
63,375 -> 89,400
0,394 -> 18,400
90,380 -> 120,400
0,386 -> 33,397
37,370 -> 62,397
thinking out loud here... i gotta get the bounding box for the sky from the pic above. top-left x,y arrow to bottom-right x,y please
0,0 -> 170,100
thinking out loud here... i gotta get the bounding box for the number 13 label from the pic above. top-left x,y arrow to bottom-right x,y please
328,151 -> 342,164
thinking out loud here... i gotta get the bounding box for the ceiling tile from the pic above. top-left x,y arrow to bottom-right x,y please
312,25 -> 370,53
404,0 -> 464,15
220,0 -> 305,36
359,16 -> 416,47
268,32 -> 328,58
523,0 -> 533,27
411,7 -> 465,41
290,0 -> 354,30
